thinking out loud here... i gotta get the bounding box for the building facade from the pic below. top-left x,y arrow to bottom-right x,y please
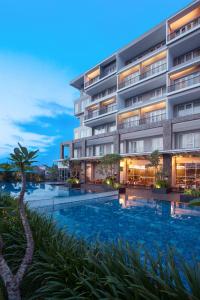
61,0 -> 200,188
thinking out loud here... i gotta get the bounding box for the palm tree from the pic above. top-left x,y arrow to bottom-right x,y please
0,143 -> 38,300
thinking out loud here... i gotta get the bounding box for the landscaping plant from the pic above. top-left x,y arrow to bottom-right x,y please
0,194 -> 200,299
0,144 -> 38,300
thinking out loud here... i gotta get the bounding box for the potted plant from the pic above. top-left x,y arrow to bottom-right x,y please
180,188 -> 200,202
66,177 -> 81,188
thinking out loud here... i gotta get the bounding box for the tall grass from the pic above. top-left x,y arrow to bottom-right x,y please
0,194 -> 200,299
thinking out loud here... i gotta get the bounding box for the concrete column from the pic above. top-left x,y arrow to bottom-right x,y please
81,139 -> 86,157
163,154 -> 172,187
80,161 -> 86,183
60,144 -> 64,159
163,120 -> 172,151
113,133 -> 120,154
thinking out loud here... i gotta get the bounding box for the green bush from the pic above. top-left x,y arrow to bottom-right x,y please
184,188 -> 200,197
0,194 -> 200,299
155,179 -> 168,188
66,177 -> 80,184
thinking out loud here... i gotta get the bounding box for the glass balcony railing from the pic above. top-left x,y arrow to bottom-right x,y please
85,75 -> 100,88
125,87 -> 166,109
118,113 -> 166,129
174,48 -> 200,67
118,63 -> 167,90
85,104 -> 117,120
168,16 -> 200,41
85,64 -> 116,88
168,73 -> 200,92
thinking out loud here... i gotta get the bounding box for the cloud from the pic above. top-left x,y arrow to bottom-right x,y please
0,52 -> 76,159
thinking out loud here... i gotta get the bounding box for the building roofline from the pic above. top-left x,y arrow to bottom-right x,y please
70,0 -> 199,88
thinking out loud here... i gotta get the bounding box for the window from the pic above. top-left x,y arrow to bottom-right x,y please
74,103 -> 79,114
143,58 -> 166,77
123,115 -> 139,128
175,100 -> 200,117
73,148 -> 81,158
152,137 -> 163,151
125,86 -> 166,108
176,132 -> 200,149
145,109 -> 165,123
94,144 -> 114,156
120,142 -> 125,154
124,71 -> 140,85
86,146 -> 93,157
128,140 -> 144,153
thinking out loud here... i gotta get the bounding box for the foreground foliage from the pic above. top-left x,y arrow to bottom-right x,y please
0,194 -> 200,300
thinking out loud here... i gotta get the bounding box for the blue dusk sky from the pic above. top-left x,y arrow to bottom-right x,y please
0,0 -> 192,165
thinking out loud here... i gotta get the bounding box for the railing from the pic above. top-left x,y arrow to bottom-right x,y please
174,48 -> 200,67
168,74 -> 200,92
118,63 -> 167,90
101,64 -> 116,78
85,104 -> 117,120
125,88 -> 166,109
125,41 -> 165,66
118,113 -> 166,129
140,63 -> 167,79
168,16 -> 200,41
85,65 -> 116,88
85,75 -> 100,87
92,86 -> 117,102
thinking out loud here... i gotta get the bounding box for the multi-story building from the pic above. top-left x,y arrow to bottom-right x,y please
60,0 -> 200,188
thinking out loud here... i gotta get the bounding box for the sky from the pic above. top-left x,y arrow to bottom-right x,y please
0,0 -> 192,165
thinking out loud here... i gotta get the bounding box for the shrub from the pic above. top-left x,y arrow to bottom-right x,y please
155,179 -> 168,188
1,194 -> 200,300
184,188 -> 200,197
67,177 -> 80,184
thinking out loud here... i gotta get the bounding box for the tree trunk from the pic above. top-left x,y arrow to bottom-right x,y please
15,172 -> 34,286
0,171 -> 34,300
0,237 -> 21,300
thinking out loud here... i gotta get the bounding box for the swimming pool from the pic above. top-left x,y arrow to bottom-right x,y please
0,182 -> 92,202
46,195 -> 200,262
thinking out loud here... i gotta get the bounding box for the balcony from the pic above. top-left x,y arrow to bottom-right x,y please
124,86 -> 166,110
85,75 -> 100,88
174,48 -> 200,68
168,73 -> 200,92
168,16 -> 200,41
85,63 -> 116,88
84,104 -> 117,120
118,63 -> 167,90
118,113 -> 166,130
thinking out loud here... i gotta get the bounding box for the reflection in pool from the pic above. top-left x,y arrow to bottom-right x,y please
45,195 -> 200,262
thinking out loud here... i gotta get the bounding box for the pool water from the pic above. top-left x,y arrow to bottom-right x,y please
47,196 -> 200,262
0,182 -> 91,202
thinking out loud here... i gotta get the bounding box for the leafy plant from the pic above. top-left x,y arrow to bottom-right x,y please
155,179 -> 168,189
1,194 -> 200,300
98,154 -> 121,178
67,177 -> 80,184
0,144 -> 38,300
184,188 -> 200,197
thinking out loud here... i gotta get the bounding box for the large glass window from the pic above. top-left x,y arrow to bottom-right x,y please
145,109 -> 166,123
152,137 -> 163,151
175,100 -> 200,117
94,143 -> 114,156
128,140 -> 144,153
176,131 -> 200,149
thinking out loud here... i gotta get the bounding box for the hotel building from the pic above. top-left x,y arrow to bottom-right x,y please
60,0 -> 200,188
